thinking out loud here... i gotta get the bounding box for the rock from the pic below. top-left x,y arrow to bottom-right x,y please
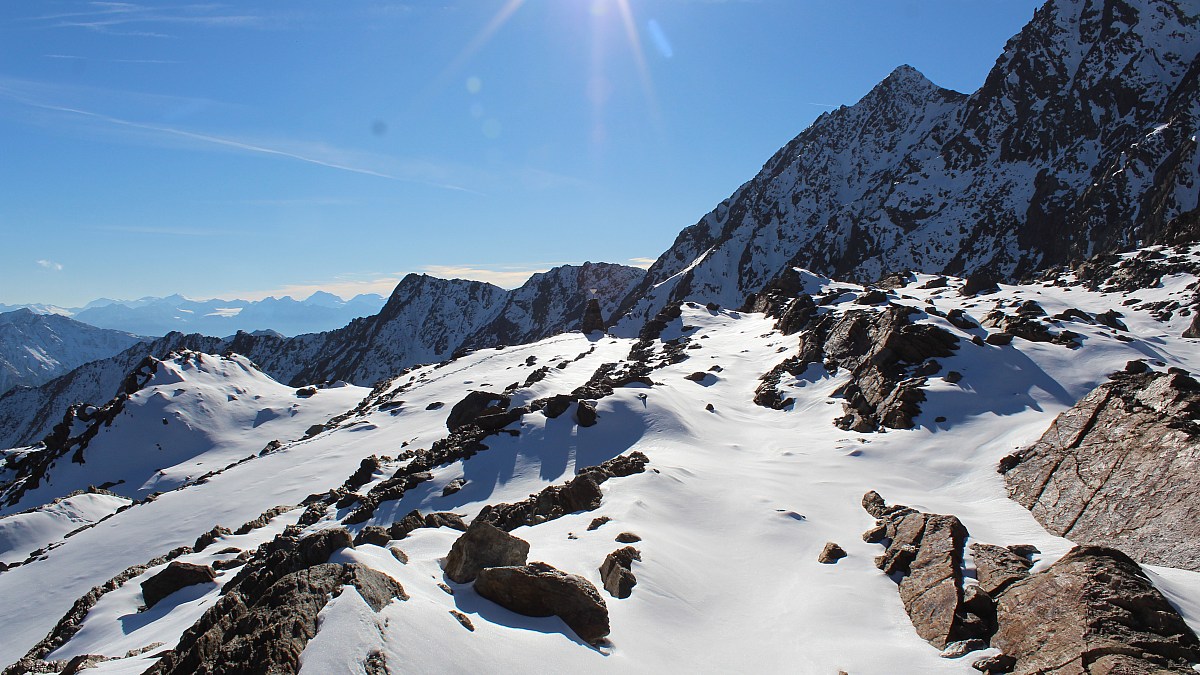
946,309 -> 979,330
389,546 -> 408,564
354,526 -> 391,547
425,401 -> 444,411
575,400 -> 598,427
969,543 -> 1031,597
295,386 -> 317,398
536,394 -> 574,419
140,562 -> 216,609
991,546 -> 1200,674
443,520 -> 530,583
1094,308 -> 1128,331
388,510 -> 427,540
861,524 -> 887,543
424,512 -> 468,531
1184,312 -> 1200,338
1005,544 -> 1038,559
684,371 -> 708,382
971,653 -> 1016,673
587,516 -> 611,531
919,276 -> 948,289
1003,371 -> 1200,570
446,391 -> 515,431
817,542 -> 847,564
983,332 -> 1013,346
1124,359 -> 1150,373
474,562 -> 610,644
450,610 -> 475,631
600,546 -> 641,599
192,526 -> 231,553
959,272 -> 999,297
441,478 -> 466,496
581,298 -> 606,334
855,288 -> 889,305
615,532 -> 641,543
944,370 -> 963,383
298,527 -> 353,566
940,639 -> 988,658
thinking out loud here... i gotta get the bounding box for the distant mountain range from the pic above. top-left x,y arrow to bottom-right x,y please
0,291 -> 386,338
0,310 -> 145,396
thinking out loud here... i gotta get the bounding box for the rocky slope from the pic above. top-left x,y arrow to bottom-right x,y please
0,310 -> 145,396
0,263 -> 643,450
614,0 -> 1200,329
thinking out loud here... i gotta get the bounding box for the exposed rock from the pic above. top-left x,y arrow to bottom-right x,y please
983,332 -> 1013,346
940,639 -> 988,658
192,526 -> 231,553
615,532 -> 641,544
442,478 -> 466,496
817,542 -> 847,564
969,543 -> 1031,597
536,394 -> 574,419
587,516 -> 611,531
575,400 -> 598,427
863,492 -> 982,649
599,546 -> 641,599
971,653 -> 1016,673
474,562 -> 610,645
446,391 -> 518,431
1094,309 -> 1128,331
960,273 -> 999,297
477,452 -> 648,531
353,526 -> 391,547
450,610 -> 475,632
443,520 -> 530,584
944,370 -> 963,384
991,546 -> 1200,674
424,512 -> 468,531
140,562 -> 216,609
919,276 -> 948,290
1003,371 -> 1200,571
1184,312 -> 1200,338
946,309 -> 979,330
855,288 -> 889,305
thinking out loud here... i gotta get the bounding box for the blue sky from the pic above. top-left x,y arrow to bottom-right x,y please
0,0 -> 1044,307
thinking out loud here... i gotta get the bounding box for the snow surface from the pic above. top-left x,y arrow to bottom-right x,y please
2,258 -> 1199,673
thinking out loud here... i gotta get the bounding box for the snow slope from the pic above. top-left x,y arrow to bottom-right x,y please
0,310 -> 144,395
2,246 -> 1198,673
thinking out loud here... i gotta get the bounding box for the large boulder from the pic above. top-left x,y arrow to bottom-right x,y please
443,519 -> 530,583
446,391 -> 513,431
992,546 -> 1200,674
141,561 -> 216,609
474,562 -> 610,645
599,546 -> 641,599
1002,371 -> 1200,571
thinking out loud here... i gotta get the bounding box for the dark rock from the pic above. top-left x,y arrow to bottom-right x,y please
1094,309 -> 1128,331
474,562 -> 610,645
1184,312 -> 1200,338
991,546 -> 1200,674
141,562 -> 217,609
426,401 -> 444,411
575,400 -> 598,427
918,276 -> 948,290
959,272 -> 999,297
587,516 -> 611,531
946,309 -> 978,330
600,546 -> 641,599
1004,371 -> 1200,571
983,332 -> 1013,346
424,512 -> 468,531
971,653 -> 1016,673
354,526 -> 391,547
536,394 -> 574,419
581,298 -> 606,334
817,542 -> 847,564
615,532 -> 641,543
343,455 -> 382,491
1005,544 -> 1039,559
684,371 -> 708,382
855,288 -> 889,305
192,526 -> 231,553
1124,359 -> 1150,374
861,524 -> 887,543
940,638 -> 988,658
298,528 -> 353,566
295,386 -> 317,398
388,510 -> 427,540
450,610 -> 475,631
442,478 -> 466,496
446,391 -> 512,431
1014,300 -> 1045,317
969,543 -> 1031,597
443,520 -> 530,584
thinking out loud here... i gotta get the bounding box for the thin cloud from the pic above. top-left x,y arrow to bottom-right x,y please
44,54 -> 182,64
22,2 -> 268,37
36,259 -> 64,271
215,275 -> 406,302
422,264 -> 551,288
628,257 -> 657,268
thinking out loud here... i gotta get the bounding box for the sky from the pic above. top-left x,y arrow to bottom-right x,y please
0,0 -> 1045,307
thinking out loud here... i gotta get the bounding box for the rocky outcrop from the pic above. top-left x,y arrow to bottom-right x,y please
969,543 -> 1032,597
474,562 -> 610,645
992,546 -> 1200,674
474,452 -> 649,531
443,520 -> 530,584
599,547 -> 640,599
146,563 -> 405,675
1002,370 -> 1200,571
445,391 -> 520,431
140,562 -> 216,609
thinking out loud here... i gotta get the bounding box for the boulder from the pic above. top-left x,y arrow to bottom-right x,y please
192,526 -> 231,553
599,546 -> 641,599
442,478 -> 466,496
1003,371 -> 1200,571
353,526 -> 391,547
446,391 -> 511,431
969,543 -> 1031,597
575,400 -> 598,427
474,562 -> 610,644
424,512 -> 468,531
991,546 -> 1200,674
443,519 -> 530,583
298,527 -> 353,566
141,562 -> 216,609
817,542 -> 847,564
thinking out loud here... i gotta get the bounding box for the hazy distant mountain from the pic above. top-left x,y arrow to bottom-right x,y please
0,309 -> 145,395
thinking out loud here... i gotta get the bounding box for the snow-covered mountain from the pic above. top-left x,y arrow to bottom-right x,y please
614,0 -> 1200,329
0,263 -> 644,449
66,292 -> 387,338
0,310 -> 145,395
1,244 -> 1198,673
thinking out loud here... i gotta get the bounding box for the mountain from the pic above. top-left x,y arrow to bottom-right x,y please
614,0 -> 1200,329
0,310 -> 145,396
2,243 -> 1199,672
0,263 -> 644,449
69,292 -> 388,338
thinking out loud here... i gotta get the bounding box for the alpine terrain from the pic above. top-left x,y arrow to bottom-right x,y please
1,0 -> 1199,673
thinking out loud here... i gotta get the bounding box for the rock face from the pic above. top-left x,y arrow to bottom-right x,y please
443,520 -> 530,584
474,562 -> 610,645
614,0 -> 1200,328
599,546 -> 640,599
1002,370 -> 1200,571
991,546 -> 1200,674
140,562 -> 216,609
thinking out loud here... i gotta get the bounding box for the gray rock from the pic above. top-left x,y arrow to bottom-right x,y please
140,562 -> 216,609
474,561 -> 610,645
940,639 -> 988,658
599,546 -> 641,599
443,520 -> 530,583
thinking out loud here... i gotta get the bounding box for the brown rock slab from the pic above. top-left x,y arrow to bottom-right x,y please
141,562 -> 216,609
474,562 -> 610,645
444,520 -> 530,584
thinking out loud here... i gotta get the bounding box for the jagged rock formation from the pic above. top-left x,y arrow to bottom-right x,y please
862,492 -> 1200,672
615,0 -> 1200,328
599,546 -> 640,599
1002,370 -> 1200,571
0,309 -> 144,396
